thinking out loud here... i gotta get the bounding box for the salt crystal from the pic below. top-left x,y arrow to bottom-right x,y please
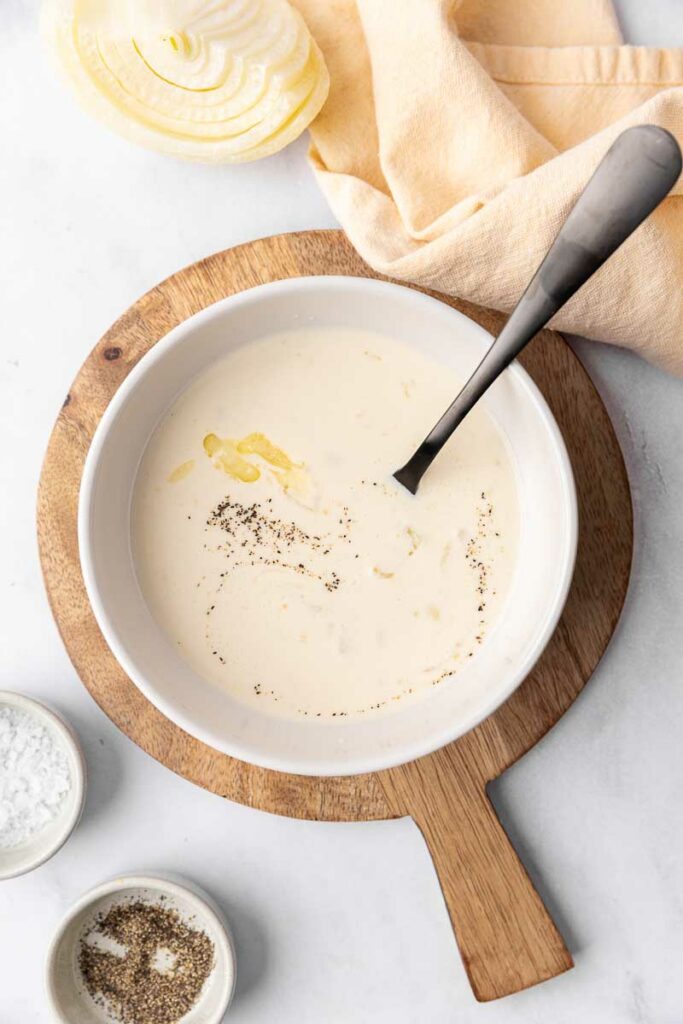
0,705 -> 72,849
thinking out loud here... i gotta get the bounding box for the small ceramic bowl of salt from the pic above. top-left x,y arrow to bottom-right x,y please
0,691 -> 86,880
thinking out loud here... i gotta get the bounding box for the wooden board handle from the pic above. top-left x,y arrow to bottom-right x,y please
379,745 -> 573,1001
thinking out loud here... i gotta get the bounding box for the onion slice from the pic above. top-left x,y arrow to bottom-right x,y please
42,0 -> 329,162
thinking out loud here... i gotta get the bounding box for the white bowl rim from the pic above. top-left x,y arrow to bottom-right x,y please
45,872 -> 236,1024
0,690 -> 86,880
78,275 -> 578,776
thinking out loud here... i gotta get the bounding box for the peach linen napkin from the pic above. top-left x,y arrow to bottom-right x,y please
293,0 -> 683,374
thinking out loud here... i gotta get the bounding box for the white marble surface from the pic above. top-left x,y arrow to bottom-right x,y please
2,2 -> 683,1021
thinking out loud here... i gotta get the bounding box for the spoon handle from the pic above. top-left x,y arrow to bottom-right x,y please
395,125 -> 682,494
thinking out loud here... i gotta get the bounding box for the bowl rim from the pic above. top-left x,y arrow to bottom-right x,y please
0,690 -> 86,880
45,872 -> 236,1024
78,275 -> 578,776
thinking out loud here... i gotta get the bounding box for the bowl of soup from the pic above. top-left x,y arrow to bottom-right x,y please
78,277 -> 577,776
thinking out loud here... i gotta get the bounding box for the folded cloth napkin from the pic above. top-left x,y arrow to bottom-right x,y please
293,0 -> 683,374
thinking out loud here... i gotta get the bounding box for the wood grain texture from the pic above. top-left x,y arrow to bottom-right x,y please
37,230 -> 633,1000
380,747 -> 571,1001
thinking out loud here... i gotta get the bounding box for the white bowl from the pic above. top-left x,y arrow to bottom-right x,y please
79,276 -> 577,776
0,691 -> 86,880
46,873 -> 236,1024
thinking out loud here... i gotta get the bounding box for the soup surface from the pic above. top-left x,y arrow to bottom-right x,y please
132,328 -> 519,719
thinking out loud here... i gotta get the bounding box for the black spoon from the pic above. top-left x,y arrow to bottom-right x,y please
393,125 -> 682,495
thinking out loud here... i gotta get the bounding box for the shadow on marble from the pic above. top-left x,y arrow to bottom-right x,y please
487,778 -> 583,958
215,896 -> 269,1009
61,708 -> 123,833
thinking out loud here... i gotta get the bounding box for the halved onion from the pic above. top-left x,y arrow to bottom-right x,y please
42,0 -> 329,162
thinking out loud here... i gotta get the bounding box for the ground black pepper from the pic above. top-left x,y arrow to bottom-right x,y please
205,495 -> 347,595
79,899 -> 214,1024
199,487 -> 502,716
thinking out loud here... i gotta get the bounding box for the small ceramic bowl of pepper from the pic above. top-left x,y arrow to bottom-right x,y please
0,691 -> 86,881
46,873 -> 236,1024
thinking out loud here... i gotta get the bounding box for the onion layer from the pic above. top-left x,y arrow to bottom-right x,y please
42,0 -> 329,162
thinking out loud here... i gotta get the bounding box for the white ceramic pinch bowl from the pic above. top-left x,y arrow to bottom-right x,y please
46,873 -> 236,1024
79,276 -> 578,776
0,691 -> 86,881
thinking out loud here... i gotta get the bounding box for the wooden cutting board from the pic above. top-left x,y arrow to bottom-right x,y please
38,230 -> 632,1002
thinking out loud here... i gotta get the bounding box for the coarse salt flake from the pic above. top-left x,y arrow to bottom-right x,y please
0,705 -> 72,849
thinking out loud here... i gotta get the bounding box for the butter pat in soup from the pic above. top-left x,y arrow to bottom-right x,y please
131,328 -> 519,719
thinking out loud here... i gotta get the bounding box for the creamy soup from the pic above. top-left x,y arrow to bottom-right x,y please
131,328 -> 519,719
